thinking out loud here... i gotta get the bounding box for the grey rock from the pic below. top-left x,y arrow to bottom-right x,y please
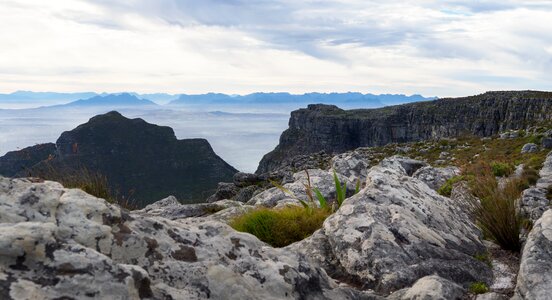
513,209 -> 552,300
537,151 -> 552,188
233,172 -> 261,187
519,187 -> 550,222
476,292 -> 509,300
248,169 -> 355,208
0,176 -> 370,300
387,275 -> 466,300
499,131 -> 519,139
439,151 -> 450,159
136,197 -> 243,220
206,182 -> 239,203
292,157 -> 491,294
413,166 -> 460,191
542,138 -> 552,149
379,156 -> 427,176
233,185 -> 260,203
331,150 -> 372,183
521,143 -> 538,154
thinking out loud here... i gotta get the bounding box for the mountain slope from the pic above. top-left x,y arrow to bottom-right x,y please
257,91 -> 552,173
0,111 -> 237,206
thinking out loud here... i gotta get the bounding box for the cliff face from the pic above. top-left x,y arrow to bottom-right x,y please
257,91 -> 552,173
1,111 -> 238,206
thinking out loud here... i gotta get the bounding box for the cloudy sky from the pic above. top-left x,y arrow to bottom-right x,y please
1,0 -> 551,97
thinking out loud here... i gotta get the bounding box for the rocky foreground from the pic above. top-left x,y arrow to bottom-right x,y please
1,149 -> 551,299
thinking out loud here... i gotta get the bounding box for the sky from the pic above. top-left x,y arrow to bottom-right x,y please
0,0 -> 551,97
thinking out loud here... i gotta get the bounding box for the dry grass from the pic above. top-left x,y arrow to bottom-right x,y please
28,163 -> 137,210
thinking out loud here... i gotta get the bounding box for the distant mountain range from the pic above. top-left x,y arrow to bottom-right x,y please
54,93 -> 157,108
0,91 -> 436,109
169,92 -> 434,107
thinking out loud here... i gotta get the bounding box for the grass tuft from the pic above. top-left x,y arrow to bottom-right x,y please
469,282 -> 489,294
437,175 -> 465,197
230,206 -> 330,247
463,162 -> 523,252
28,163 -> 137,210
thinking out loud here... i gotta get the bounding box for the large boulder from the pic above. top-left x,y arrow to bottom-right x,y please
247,169 -> 356,208
0,177 -> 372,300
521,143 -> 538,154
513,209 -> 552,299
331,149 -> 373,183
290,157 -> 491,294
413,166 -> 460,191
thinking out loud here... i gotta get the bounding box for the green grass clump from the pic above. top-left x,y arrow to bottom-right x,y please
230,206 -> 330,247
469,282 -> 489,294
547,186 -> 552,201
464,162 -> 523,252
474,253 -> 492,267
490,162 -> 514,177
438,175 -> 465,197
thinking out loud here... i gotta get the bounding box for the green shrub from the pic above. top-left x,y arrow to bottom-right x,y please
230,207 -> 330,247
469,282 -> 489,294
464,162 -> 523,252
527,134 -> 543,145
474,253 -> 492,267
547,186 -> 552,201
490,162 -> 514,177
438,176 -> 465,197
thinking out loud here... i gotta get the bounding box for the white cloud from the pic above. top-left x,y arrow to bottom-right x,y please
0,0 -> 551,97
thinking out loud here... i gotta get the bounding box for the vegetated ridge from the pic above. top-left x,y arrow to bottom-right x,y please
257,91 -> 552,173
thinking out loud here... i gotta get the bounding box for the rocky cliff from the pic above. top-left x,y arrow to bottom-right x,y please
0,111 -> 238,206
257,91 -> 552,173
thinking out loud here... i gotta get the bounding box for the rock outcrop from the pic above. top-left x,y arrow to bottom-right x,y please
513,209 -> 552,299
0,111 -> 238,207
257,91 -> 552,173
0,176 -> 373,300
289,156 -> 492,294
519,151 -> 552,222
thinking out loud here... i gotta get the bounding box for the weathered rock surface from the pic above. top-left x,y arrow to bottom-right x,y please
0,176 -> 373,300
513,209 -> 552,300
290,157 -> 491,294
258,91 -> 552,173
542,138 -> 552,149
520,143 -> 538,154
331,150 -> 372,183
247,169 -> 356,208
520,151 -> 552,222
387,275 -> 465,300
412,165 -> 460,191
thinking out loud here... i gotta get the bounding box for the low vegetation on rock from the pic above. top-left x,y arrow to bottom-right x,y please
469,282 -> 490,294
229,206 -> 330,247
232,170 -> 357,246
